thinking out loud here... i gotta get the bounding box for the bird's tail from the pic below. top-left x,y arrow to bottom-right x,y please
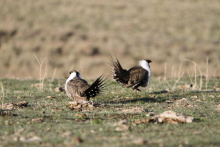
83,75 -> 106,100
107,54 -> 129,85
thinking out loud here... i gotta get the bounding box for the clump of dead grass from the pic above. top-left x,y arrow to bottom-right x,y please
0,82 -> 4,108
33,54 -> 47,91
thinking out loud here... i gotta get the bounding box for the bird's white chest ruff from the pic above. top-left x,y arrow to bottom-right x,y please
139,60 -> 151,86
65,72 -> 78,98
65,77 -> 72,93
65,80 -> 71,98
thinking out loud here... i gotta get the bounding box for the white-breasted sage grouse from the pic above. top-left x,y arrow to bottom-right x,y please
65,70 -> 106,101
110,57 -> 152,91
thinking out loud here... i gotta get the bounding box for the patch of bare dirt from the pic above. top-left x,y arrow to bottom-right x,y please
0,101 -> 28,110
69,101 -> 100,111
134,110 -> 194,124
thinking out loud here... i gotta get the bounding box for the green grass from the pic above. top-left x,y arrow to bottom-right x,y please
0,78 -> 220,146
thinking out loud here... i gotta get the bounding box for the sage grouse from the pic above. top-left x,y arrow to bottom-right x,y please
110,57 -> 152,91
65,70 -> 106,101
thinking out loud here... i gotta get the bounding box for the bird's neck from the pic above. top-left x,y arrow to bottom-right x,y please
139,61 -> 151,73
66,76 -> 73,84
139,61 -> 151,86
65,75 -> 77,91
66,74 -> 75,84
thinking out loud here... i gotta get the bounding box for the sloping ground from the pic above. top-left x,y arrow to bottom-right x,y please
0,0 -> 220,79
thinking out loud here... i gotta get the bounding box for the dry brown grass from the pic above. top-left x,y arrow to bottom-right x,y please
0,82 -> 4,108
0,0 -> 220,79
33,54 -> 47,91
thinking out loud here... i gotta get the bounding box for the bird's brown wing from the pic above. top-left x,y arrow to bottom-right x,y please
111,57 -> 129,85
67,78 -> 90,98
127,66 -> 148,89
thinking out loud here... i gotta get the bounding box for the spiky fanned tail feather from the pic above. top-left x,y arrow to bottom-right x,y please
109,55 -> 129,85
83,75 -> 106,99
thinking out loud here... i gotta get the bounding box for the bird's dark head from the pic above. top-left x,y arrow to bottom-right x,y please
69,70 -> 81,79
145,59 -> 152,64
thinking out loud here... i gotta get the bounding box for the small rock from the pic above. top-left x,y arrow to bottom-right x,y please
47,96 -> 55,99
178,84 -> 193,90
54,87 -> 65,92
32,118 -> 43,123
191,95 -> 198,99
153,110 -> 194,124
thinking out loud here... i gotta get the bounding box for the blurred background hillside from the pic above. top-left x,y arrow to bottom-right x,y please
0,0 -> 220,79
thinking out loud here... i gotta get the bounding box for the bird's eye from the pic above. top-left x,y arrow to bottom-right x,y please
69,71 -> 72,74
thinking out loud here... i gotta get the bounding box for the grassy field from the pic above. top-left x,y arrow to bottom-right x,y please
0,0 -> 220,79
0,0 -> 220,146
0,77 -> 219,146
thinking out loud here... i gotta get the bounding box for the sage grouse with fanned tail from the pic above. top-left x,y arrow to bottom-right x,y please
65,70 -> 106,101
110,57 -> 152,91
